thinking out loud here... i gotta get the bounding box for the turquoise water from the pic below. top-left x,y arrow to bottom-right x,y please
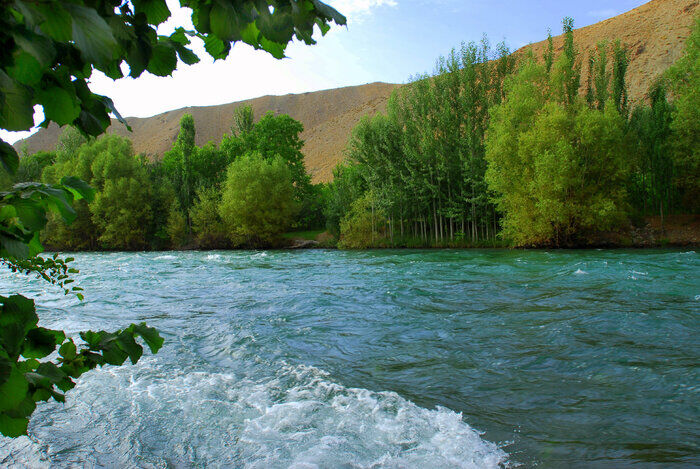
0,249 -> 698,468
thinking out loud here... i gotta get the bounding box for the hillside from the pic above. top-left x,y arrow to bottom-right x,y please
14,0 -> 697,183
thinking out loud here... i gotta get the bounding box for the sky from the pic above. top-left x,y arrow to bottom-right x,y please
2,0 -> 649,144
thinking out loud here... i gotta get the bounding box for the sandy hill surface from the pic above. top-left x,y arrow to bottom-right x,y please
14,0 -> 698,183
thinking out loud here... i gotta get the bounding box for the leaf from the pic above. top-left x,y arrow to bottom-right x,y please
0,413 -> 29,437
0,72 -> 34,131
98,96 -> 132,132
60,176 -> 95,202
0,366 -> 28,412
174,44 -> 200,65
0,295 -> 38,359
260,38 -> 286,59
37,86 -> 80,126
0,139 -> 19,175
116,331 -> 143,365
0,235 -> 29,260
34,3 -> 73,42
35,362 -> 65,381
134,0 -> 171,25
58,340 -> 76,360
203,36 -> 230,60
209,1 -> 242,42
310,0 -> 347,25
65,4 -> 118,67
22,327 -> 65,359
147,43 -> 177,77
12,198 -> 48,232
131,323 -> 164,354
7,51 -> 43,85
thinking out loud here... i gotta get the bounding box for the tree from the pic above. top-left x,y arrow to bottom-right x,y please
221,111 -> 315,226
665,15 -> 699,212
486,55 -> 629,246
190,186 -> 228,249
232,104 -> 255,136
0,0 -> 346,437
219,152 -> 296,247
162,114 -> 197,219
338,192 -> 386,249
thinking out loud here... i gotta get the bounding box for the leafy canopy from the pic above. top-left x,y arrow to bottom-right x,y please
0,0 -> 346,174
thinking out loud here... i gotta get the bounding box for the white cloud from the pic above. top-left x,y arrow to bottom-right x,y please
327,0 -> 397,17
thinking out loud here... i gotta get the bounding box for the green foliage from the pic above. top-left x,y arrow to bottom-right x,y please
486,52 -> 629,246
221,110 -> 315,226
190,186 -> 228,249
628,84 -> 674,218
219,152 -> 296,247
0,293 -> 162,437
163,114 -> 197,218
0,0 -> 346,170
664,15 -> 700,212
166,202 -> 189,249
323,163 -> 367,238
42,135 -> 153,250
232,104 -> 255,136
332,37 -> 513,247
338,192 -> 386,249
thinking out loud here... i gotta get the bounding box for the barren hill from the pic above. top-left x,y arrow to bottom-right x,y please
14,0 -> 698,183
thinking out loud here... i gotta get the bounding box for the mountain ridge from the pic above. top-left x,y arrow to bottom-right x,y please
15,0 -> 698,183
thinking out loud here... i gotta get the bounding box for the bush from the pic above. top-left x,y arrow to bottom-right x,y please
219,152 -> 297,247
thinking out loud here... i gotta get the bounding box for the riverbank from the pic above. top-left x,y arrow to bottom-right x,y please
283,215 -> 700,250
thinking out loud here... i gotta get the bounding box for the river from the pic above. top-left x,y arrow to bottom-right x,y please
1,249 -> 698,468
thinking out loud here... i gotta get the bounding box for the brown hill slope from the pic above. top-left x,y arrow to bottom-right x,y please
14,0 -> 697,183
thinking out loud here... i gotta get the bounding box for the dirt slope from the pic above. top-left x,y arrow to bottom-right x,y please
14,0 -> 697,183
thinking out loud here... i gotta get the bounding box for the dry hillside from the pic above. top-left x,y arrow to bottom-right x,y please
14,0 -> 697,183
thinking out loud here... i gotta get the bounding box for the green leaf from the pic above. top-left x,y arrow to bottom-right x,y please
38,86 -> 81,126
0,235 -> 29,260
147,43 -> 177,77
22,327 -> 65,359
60,176 -> 95,202
0,366 -> 28,412
131,323 -> 164,354
0,139 -> 19,175
12,198 -> 48,232
58,340 -> 76,360
98,96 -> 132,132
0,295 -> 38,359
174,44 -> 200,65
33,362 -> 67,384
310,0 -> 347,25
209,1 -> 242,42
7,51 -> 43,86
134,0 -> 171,25
0,413 -> 29,437
34,3 -> 73,42
65,4 -> 118,67
0,72 -> 34,131
203,36 -> 230,60
260,38 -> 286,59
116,331 -> 143,364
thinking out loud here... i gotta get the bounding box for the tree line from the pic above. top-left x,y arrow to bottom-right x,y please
5,106 -> 324,250
326,16 -> 699,248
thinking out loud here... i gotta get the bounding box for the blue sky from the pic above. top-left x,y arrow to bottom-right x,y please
3,0 -> 648,144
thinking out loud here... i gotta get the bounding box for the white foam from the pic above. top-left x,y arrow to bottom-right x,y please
1,360 -> 508,468
574,269 -> 587,275
154,255 -> 176,260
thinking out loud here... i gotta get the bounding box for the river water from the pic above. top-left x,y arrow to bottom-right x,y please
0,249 -> 698,468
